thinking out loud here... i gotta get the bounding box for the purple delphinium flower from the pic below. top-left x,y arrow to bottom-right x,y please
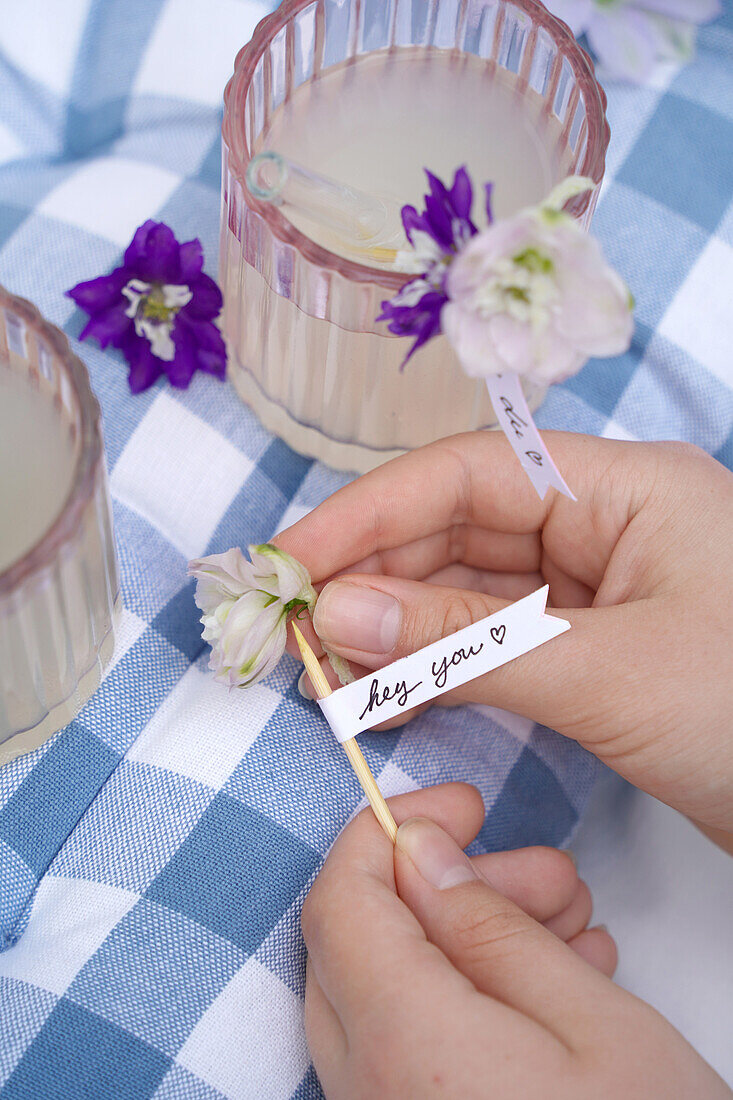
547,0 -> 721,83
377,167 -> 493,365
67,220 -> 226,393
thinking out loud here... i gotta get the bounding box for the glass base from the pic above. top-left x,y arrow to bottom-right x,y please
229,355 -> 547,474
0,597 -> 120,766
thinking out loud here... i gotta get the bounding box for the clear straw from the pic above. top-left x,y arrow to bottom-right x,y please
246,151 -> 404,260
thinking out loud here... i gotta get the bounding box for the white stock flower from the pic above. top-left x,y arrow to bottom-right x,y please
442,177 -> 634,385
188,544 -> 317,688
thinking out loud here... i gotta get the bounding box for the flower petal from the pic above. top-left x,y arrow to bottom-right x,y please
635,0 -> 720,21
248,543 -> 315,605
178,238 -> 205,283
79,304 -> 132,349
167,320 -> 198,388
120,331 -> 165,393
188,548 -> 258,604
125,221 -> 181,283
587,8 -> 659,82
66,269 -> 128,313
449,166 -> 473,221
185,272 -> 223,320
175,314 -> 227,380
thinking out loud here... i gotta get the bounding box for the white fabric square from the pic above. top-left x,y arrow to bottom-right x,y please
361,759 -> 416,803
177,956 -> 309,1100
128,664 -> 280,789
111,392 -> 253,559
134,0 -> 270,107
0,876 -> 136,996
0,121 -> 25,168
37,158 -> 181,247
0,1 -> 92,97
658,238 -> 733,388
601,419 -> 638,442
105,607 -> 147,678
272,500 -> 312,535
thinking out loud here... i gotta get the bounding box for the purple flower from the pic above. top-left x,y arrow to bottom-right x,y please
377,167 -> 492,364
548,0 -> 721,83
67,220 -> 226,393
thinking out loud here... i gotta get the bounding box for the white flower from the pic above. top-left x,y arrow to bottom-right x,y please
188,544 -> 316,688
442,177 -> 634,385
122,278 -> 192,361
547,0 -> 720,83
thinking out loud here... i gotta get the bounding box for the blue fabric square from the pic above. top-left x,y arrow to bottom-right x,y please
259,438 -> 313,501
111,505 -> 189,621
207,467 -> 290,552
147,793 -> 320,953
225,696 -> 363,853
535,384 -> 608,437
197,134 -> 223,188
152,1062 -> 229,1100
563,329 -> 650,418
394,707 -> 525,812
2,999 -> 170,1100
0,723 -> 118,877
614,335 -> 733,453
715,425 -> 733,471
153,579 -> 206,662
0,978 -> 57,1089
291,1066 -> 324,1099
0,842 -> 37,951
476,746 -> 578,852
68,900 -> 245,1055
618,93 -> 733,233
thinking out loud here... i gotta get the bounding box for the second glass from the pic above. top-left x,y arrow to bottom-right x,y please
221,0 -> 609,472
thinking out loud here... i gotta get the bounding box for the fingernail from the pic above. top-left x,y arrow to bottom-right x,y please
564,849 -> 578,868
591,924 -> 609,934
297,670 -> 313,700
396,817 -> 478,890
314,582 -> 401,654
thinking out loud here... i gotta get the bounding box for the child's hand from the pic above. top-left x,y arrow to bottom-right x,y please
277,433 -> 733,838
303,783 -> 729,1099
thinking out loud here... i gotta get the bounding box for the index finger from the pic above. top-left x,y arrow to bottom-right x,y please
274,430 -> 638,584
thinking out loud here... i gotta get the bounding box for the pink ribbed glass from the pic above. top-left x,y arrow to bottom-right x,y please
221,0 -> 609,472
0,287 -> 120,762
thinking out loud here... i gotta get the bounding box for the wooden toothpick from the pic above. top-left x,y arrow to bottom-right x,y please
292,621 -> 398,844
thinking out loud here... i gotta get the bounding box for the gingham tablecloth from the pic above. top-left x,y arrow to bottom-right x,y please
0,3 -> 731,1097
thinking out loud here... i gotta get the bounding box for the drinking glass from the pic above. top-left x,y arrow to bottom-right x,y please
221,0 -> 609,472
0,287 -> 120,763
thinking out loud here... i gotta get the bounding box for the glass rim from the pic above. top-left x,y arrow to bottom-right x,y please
0,286 -> 105,596
222,0 -> 610,292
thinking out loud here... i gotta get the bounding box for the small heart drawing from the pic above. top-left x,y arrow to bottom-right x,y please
490,624 -> 506,645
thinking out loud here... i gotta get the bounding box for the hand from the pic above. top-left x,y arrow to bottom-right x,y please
303,784 -> 730,1099
277,432 -> 733,838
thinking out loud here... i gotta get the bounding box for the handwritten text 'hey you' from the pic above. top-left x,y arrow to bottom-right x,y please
358,621 -> 507,722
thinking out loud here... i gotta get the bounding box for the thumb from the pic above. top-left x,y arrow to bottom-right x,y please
313,574 -> 641,736
393,817 -> 619,1042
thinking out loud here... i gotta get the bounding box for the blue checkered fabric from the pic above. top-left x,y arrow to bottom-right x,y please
0,2 -> 731,1097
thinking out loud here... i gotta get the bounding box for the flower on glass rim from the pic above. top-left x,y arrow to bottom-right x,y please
188,544 -> 317,688
377,167 -> 490,364
548,0 -> 721,83
67,220 -> 226,393
442,178 -> 634,384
